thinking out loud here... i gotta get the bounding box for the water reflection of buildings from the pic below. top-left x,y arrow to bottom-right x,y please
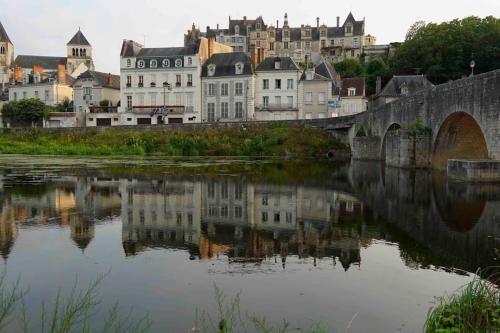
0,175 -> 122,258
121,177 -> 367,270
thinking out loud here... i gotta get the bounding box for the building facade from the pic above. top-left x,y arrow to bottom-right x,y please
72,70 -> 120,127
337,77 -> 367,117
254,57 -> 302,121
0,21 -> 13,88
299,70 -> 331,119
119,37 -> 232,125
201,52 -> 255,122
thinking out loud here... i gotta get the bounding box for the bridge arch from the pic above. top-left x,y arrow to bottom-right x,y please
432,112 -> 489,170
381,123 -> 402,161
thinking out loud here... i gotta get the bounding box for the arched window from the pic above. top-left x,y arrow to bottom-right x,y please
80,48 -> 83,56
75,48 -> 79,56
187,57 -> 192,66
137,60 -> 145,68
0,46 -> 5,55
162,59 -> 170,67
150,59 -> 158,68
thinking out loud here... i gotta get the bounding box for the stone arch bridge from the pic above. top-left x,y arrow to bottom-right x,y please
323,69 -> 500,173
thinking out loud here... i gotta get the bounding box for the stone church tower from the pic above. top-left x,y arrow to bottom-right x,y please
0,20 -> 14,88
66,29 -> 94,76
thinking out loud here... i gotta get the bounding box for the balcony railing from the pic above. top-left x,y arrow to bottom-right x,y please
88,106 -> 119,114
138,83 -> 144,88
187,82 -> 193,87
150,82 -> 156,87
128,105 -> 194,114
256,104 -> 298,111
175,82 -> 181,87
126,83 -> 131,88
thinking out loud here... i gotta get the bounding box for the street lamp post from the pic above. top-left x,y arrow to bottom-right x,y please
470,60 -> 476,77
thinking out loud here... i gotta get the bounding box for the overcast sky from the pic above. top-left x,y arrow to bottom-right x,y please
1,0 -> 498,73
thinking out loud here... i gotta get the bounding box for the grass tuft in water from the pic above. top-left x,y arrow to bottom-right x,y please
425,270 -> 500,333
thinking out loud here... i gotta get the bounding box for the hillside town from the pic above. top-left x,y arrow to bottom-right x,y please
0,13 -> 428,128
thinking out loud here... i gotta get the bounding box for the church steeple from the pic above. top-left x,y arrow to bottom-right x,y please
0,20 -> 12,44
66,28 -> 94,76
0,20 -> 13,86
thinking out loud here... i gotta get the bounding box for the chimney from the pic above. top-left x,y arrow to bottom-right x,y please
191,23 -> 196,40
14,67 -> 23,82
58,64 -> 66,85
337,16 -> 340,27
206,25 -> 210,33
376,76 -> 382,95
243,16 -> 247,25
107,73 -> 113,86
208,38 -> 213,58
276,20 -> 279,29
317,17 -> 320,29
217,23 -> 219,30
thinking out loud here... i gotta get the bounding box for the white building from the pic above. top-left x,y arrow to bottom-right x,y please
119,37 -> 232,125
254,57 -> 302,121
72,70 -> 120,127
338,77 -> 367,117
201,52 -> 255,122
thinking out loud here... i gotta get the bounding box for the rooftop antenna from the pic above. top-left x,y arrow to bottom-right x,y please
141,34 -> 147,46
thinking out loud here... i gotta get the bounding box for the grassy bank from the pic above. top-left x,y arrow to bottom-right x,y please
425,274 -> 500,332
0,124 -> 348,157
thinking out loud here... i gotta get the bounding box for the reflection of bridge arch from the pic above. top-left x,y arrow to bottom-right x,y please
432,112 -> 489,170
381,123 -> 401,161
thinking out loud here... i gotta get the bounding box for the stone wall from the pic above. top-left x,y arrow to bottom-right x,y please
448,160 -> 500,182
352,136 -> 381,160
385,131 -> 431,168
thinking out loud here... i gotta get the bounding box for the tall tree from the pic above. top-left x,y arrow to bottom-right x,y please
333,58 -> 365,78
391,16 -> 500,84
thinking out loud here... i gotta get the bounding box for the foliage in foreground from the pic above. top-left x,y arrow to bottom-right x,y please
0,124 -> 348,158
0,273 -> 151,333
193,285 -> 327,333
425,274 -> 500,333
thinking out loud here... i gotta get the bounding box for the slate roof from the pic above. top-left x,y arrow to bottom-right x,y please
15,55 -> 67,70
340,77 -> 365,97
201,52 -> 253,77
255,57 -> 300,72
12,71 -> 75,86
67,29 -> 91,46
0,20 -> 11,44
300,71 -> 330,81
229,18 -> 257,35
315,61 -> 341,95
76,70 -> 120,89
378,75 -> 434,97
137,44 -> 199,57
120,40 -> 144,57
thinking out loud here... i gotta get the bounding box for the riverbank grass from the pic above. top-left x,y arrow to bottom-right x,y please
425,275 -> 500,333
0,124 -> 348,158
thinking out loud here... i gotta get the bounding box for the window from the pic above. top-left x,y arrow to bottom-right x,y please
262,96 -> 269,107
221,182 -> 228,199
176,74 -> 181,87
235,82 -> 243,96
284,30 -> 289,39
256,32 -> 261,39
321,40 -> 326,48
284,42 -> 289,49
305,30 -> 311,37
296,41 -> 301,49
208,64 -> 216,76
320,30 -> 326,37
318,92 -> 325,105
287,79 -> 294,89
286,212 -> 293,224
256,23 -> 261,30
275,79 -> 281,90
256,40 -> 261,47
175,59 -> 182,67
287,96 -> 293,107
126,75 -> 132,87
83,87 -> 92,98
44,90 -> 49,101
34,91 -> 39,99
235,102 -> 243,118
187,57 -> 192,65
235,183 -> 243,200
274,213 -> 280,223
176,213 -> 182,225
262,195 -> 268,206
221,206 -> 228,218
209,205 -> 217,217
207,103 -> 215,122
234,206 -> 242,219
305,92 -> 312,105
235,25 -> 240,35
269,42 -> 274,51
346,24 -> 352,34
330,39 -> 335,46
208,182 -> 215,198
127,96 -> 132,109
126,59 -> 131,67
138,75 -> 144,87
208,83 -> 216,96
139,210 -> 145,225
221,83 -> 228,96
235,63 -> 243,75
150,59 -> 157,68
162,59 -> 170,67
137,60 -> 145,68
348,88 -> 356,97
305,41 -> 311,48
274,96 -> 281,106
150,94 -> 157,106
187,74 -> 193,87
221,102 -> 228,118
261,212 -> 268,223
188,214 -> 193,226
263,79 -> 269,90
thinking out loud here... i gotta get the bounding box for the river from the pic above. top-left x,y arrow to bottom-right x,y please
0,156 -> 498,332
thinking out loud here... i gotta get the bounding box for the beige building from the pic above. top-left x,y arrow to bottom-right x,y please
0,21 -> 13,88
197,13 -> 375,65
337,77 -> 367,117
299,69 -> 331,119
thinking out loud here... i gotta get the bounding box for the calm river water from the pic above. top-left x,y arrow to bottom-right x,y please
0,156 -> 498,332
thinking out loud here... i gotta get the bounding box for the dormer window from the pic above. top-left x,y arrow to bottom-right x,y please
346,24 -> 353,34
235,25 -> 240,35
137,60 -> 145,68
256,23 -> 261,30
235,63 -> 244,75
162,59 -> 170,67
187,57 -> 192,66
208,64 -> 216,76
274,59 -> 281,70
150,59 -> 157,68
348,87 -> 356,96
175,59 -> 182,67
400,83 -> 409,95
126,59 -> 131,68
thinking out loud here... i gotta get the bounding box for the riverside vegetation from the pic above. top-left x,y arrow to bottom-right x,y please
0,124 -> 348,158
